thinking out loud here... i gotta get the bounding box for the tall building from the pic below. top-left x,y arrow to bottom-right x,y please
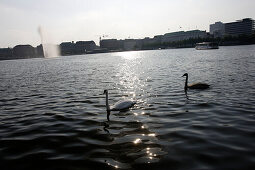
225,18 -> 254,36
161,30 -> 207,43
210,22 -> 225,37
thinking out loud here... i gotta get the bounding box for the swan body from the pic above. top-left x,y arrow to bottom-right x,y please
187,82 -> 210,89
182,73 -> 210,91
111,100 -> 136,111
103,90 -> 136,121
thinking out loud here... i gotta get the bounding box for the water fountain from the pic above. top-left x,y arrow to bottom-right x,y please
38,26 -> 60,58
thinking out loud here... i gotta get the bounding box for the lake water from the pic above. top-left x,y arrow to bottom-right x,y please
0,45 -> 255,170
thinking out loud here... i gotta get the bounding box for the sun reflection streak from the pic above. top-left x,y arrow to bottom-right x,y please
116,51 -> 141,60
144,147 -> 160,163
102,52 -> 162,165
103,121 -> 161,167
133,138 -> 141,144
115,50 -> 145,96
148,133 -> 156,137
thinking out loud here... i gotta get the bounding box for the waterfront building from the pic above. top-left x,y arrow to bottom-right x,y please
135,39 -> 143,50
13,45 -> 36,59
60,42 -> 76,55
161,30 -> 207,43
224,18 -> 254,36
142,35 -> 162,49
123,39 -> 137,51
0,48 -> 13,60
36,44 -> 44,57
60,41 -> 96,55
153,35 -> 163,43
75,41 -> 97,53
210,22 -> 225,37
100,39 -> 122,51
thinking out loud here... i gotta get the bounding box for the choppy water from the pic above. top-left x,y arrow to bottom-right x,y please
0,45 -> 255,170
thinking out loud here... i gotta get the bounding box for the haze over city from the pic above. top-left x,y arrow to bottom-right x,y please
0,0 -> 254,48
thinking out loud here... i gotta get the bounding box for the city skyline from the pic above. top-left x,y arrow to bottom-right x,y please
1,0 -> 255,48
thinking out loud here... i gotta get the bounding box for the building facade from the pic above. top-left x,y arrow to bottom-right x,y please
0,48 -> 13,60
60,42 -> 76,55
100,39 -> 122,51
60,41 -> 96,55
210,22 -> 225,37
224,18 -> 254,36
75,41 -> 97,53
13,45 -> 36,59
123,39 -> 137,51
142,35 -> 162,49
161,30 -> 207,43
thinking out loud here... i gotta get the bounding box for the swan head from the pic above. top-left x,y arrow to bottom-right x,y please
103,90 -> 108,94
182,73 -> 188,77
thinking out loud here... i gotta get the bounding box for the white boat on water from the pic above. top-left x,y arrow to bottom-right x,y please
195,42 -> 219,50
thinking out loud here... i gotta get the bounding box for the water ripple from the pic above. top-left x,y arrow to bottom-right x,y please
1,45 -> 255,169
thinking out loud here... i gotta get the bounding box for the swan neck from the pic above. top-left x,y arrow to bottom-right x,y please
185,75 -> 188,90
107,110 -> 110,121
105,91 -> 110,111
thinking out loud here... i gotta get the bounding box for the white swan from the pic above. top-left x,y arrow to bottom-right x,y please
103,90 -> 136,121
182,73 -> 210,91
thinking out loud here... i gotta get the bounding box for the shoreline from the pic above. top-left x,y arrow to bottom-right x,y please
0,43 -> 255,61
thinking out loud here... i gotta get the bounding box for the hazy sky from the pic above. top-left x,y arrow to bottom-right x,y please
0,0 -> 254,48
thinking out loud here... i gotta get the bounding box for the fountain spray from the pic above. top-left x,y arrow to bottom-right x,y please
38,26 -> 60,58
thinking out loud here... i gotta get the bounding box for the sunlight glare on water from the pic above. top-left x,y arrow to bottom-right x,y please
116,51 -> 142,60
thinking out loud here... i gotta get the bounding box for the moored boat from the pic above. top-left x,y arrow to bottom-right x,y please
195,42 -> 219,50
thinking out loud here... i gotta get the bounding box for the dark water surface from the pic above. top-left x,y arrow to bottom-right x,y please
0,45 -> 255,170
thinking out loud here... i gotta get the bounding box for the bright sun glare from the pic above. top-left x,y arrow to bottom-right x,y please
116,51 -> 141,60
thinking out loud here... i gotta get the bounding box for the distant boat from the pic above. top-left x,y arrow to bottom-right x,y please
195,42 -> 219,50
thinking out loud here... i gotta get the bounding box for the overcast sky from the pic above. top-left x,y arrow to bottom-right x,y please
0,0 -> 254,48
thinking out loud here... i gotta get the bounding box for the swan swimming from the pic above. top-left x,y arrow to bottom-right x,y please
182,73 -> 210,91
103,90 -> 136,121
